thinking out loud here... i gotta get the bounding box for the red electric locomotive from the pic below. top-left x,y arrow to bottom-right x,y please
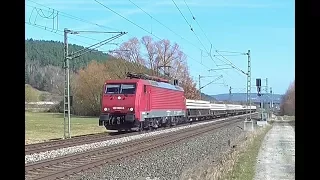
99,72 -> 187,131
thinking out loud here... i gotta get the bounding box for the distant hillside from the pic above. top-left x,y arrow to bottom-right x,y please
211,93 -> 282,104
201,93 -> 216,101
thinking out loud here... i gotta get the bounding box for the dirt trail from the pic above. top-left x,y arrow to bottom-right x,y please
254,122 -> 295,180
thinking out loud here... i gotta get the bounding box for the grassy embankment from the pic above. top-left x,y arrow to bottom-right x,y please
25,112 -> 106,144
222,124 -> 272,180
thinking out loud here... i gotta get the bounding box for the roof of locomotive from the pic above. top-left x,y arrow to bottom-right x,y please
105,79 -> 184,92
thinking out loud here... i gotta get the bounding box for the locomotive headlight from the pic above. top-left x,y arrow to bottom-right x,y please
104,108 -> 109,111
129,107 -> 134,111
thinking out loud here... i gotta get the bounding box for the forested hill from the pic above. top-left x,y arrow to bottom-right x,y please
25,39 -> 112,70
25,39 -> 114,94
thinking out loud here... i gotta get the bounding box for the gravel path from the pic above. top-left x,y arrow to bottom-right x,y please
64,121 -> 249,180
254,122 -> 295,180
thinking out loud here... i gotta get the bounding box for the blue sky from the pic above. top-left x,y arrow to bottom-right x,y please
25,0 -> 295,95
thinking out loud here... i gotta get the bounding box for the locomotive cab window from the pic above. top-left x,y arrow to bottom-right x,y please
105,84 -> 120,94
121,84 -> 136,94
105,83 -> 136,94
144,85 -> 147,93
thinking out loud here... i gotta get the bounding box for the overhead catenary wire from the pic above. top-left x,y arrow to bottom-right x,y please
25,22 -> 117,53
126,0 -> 216,76
27,0 -> 216,74
171,1 -> 237,87
93,0 -> 212,71
26,0 -> 120,32
26,4 -> 115,44
182,0 -> 247,76
126,1 -> 229,82
171,0 -> 212,62
27,0 -> 241,92
127,0 -> 202,52
183,0 -> 212,48
172,0 -> 235,82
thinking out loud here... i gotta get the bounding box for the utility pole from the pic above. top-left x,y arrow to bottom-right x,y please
246,50 -> 252,121
63,29 -> 71,139
213,49 -> 253,130
199,75 -> 201,100
63,28 -> 126,139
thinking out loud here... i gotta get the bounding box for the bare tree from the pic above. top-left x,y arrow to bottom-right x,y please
112,37 -> 146,73
113,37 -> 144,64
141,36 -> 157,73
280,80 -> 295,116
155,39 -> 179,75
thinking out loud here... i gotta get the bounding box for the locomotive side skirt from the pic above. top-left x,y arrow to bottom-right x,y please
140,110 -> 186,120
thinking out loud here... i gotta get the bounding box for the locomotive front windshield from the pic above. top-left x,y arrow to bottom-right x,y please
105,83 -> 136,94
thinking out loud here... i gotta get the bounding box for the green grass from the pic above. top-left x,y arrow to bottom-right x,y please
25,112 -> 106,144
224,125 -> 272,180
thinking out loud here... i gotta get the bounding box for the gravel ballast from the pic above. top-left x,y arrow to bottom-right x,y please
67,120 -> 249,180
25,114 -> 249,164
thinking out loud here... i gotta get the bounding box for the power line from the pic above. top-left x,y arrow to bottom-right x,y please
26,0 -> 120,31
127,0 -> 201,51
126,0 -> 215,75
172,0 -> 231,80
183,0 -> 212,49
127,0 -> 229,79
217,50 -> 247,54
93,0 -> 211,71
181,0 -> 247,76
171,0 -> 193,31
26,4 -> 113,43
171,0 -> 223,72
170,0 -> 210,57
25,22 -> 115,53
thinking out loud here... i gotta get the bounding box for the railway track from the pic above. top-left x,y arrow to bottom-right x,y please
25,132 -> 135,155
25,116 -> 248,180
25,113 -> 252,155
25,125 -> 184,155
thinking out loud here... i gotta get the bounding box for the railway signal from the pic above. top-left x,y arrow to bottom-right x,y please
256,78 -> 261,96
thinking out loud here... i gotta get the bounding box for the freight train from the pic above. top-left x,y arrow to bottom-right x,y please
99,72 -> 256,132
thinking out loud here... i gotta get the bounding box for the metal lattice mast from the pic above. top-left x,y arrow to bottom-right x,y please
63,29 -> 126,139
246,50 -> 252,121
63,29 -> 71,139
199,75 -> 201,99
